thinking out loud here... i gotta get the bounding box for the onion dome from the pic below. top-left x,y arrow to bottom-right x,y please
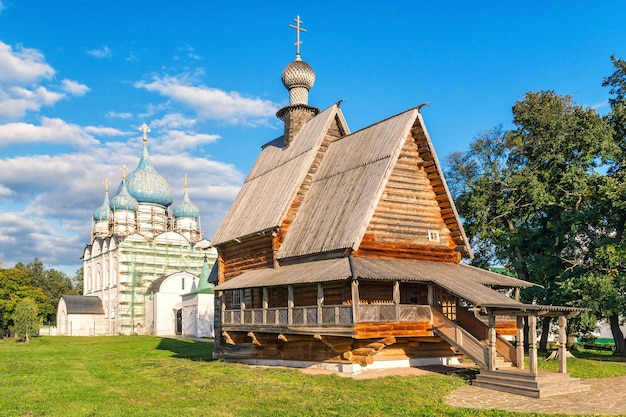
93,190 -> 112,221
126,124 -> 174,207
173,187 -> 199,219
281,60 -> 316,92
111,178 -> 138,212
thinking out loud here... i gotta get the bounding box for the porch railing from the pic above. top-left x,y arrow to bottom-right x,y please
222,304 -> 431,327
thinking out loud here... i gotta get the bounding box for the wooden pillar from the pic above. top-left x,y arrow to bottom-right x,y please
528,315 -> 538,376
516,316 -> 525,370
240,290 -> 245,325
317,283 -> 324,325
427,284 -> 434,306
393,281 -> 400,321
287,285 -> 294,325
488,315 -> 497,371
351,280 -> 360,323
558,315 -> 567,374
262,288 -> 268,325
514,287 -> 520,302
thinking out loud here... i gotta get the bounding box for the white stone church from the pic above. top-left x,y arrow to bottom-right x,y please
56,125 -> 217,336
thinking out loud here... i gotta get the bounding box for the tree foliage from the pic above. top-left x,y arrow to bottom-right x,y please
446,89 -> 613,350
0,258 -> 82,332
11,297 -> 41,341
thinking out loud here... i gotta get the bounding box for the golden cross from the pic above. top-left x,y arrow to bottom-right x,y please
182,174 -> 189,189
289,15 -> 307,59
103,178 -> 111,192
120,164 -> 128,179
139,123 -> 151,142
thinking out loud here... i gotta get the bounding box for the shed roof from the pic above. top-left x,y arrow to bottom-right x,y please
60,295 -> 103,315
214,257 -> 534,310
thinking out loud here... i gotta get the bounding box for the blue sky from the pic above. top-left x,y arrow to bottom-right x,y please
0,0 -> 625,276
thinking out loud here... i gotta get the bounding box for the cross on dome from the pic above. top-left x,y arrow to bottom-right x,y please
103,178 -> 111,192
182,174 -> 190,189
120,164 -> 128,179
139,123 -> 151,142
289,15 -> 307,60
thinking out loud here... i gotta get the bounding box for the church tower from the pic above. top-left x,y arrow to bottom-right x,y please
275,16 -> 320,147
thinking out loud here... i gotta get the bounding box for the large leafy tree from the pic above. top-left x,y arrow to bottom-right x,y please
14,258 -> 77,321
0,266 -> 52,332
561,56 -> 626,355
447,90 -> 611,349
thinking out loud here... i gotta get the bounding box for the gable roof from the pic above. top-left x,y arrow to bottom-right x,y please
277,107 -> 471,259
212,104 -> 348,245
60,295 -> 103,315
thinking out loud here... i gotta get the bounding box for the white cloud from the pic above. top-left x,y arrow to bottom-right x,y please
0,41 -> 55,84
151,113 -> 196,129
0,144 -> 244,269
135,75 -> 279,124
153,130 -> 220,153
106,111 -> 133,119
87,46 -> 112,59
0,117 -> 98,148
84,126 -> 127,136
62,79 -> 90,96
0,86 -> 65,119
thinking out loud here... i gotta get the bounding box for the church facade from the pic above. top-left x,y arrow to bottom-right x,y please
58,125 -> 217,336
208,17 -> 588,396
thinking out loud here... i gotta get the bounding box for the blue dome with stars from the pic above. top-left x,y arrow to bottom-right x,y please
173,188 -> 199,219
93,191 -> 112,221
126,132 -> 174,207
111,179 -> 138,212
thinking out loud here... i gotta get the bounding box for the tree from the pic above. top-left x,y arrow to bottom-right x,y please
15,258 -> 76,321
561,55 -> 626,355
447,90 -> 611,349
11,298 -> 41,342
0,266 -> 52,332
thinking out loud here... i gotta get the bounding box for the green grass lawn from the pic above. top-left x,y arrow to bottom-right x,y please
0,336 -> 624,417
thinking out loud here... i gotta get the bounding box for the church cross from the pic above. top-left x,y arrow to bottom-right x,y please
182,174 -> 189,189
289,15 -> 307,59
120,164 -> 128,179
103,178 -> 111,192
139,123 -> 151,142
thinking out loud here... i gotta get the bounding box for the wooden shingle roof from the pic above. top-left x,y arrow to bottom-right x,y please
212,104 -> 347,245
277,108 -> 418,259
214,257 -> 534,309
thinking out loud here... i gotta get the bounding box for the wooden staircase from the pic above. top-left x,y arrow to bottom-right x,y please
474,369 -> 590,398
431,308 -> 589,397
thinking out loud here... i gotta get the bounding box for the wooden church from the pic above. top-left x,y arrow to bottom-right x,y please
210,17 -> 588,397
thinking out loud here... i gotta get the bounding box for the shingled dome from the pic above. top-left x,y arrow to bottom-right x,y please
126,142 -> 174,207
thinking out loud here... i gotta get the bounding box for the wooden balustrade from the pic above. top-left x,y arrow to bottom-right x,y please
222,304 -> 431,327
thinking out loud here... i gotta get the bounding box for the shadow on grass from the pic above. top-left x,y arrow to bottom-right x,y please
156,337 -> 215,361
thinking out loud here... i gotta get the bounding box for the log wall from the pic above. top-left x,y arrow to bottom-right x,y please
354,135 -> 460,262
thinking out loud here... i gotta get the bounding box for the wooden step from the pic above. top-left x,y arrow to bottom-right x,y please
473,370 -> 590,398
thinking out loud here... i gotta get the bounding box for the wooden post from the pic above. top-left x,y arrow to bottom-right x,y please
488,315 -> 497,371
288,285 -> 294,325
240,290 -> 245,325
528,315 -> 538,376
351,280 -> 360,323
262,288 -> 268,325
559,315 -> 567,374
393,281 -> 400,321
514,287 -> 520,302
427,284 -> 434,306
317,283 -> 323,325
516,316 -> 525,370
